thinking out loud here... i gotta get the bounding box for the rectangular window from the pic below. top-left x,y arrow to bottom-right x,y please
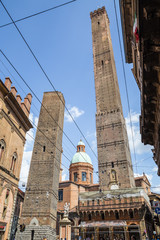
74,172 -> 78,182
82,172 -> 86,181
58,189 -> 63,201
90,173 -> 92,183
2,207 -> 7,218
5,189 -> 10,205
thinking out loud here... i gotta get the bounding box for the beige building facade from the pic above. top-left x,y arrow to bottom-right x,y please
0,77 -> 32,240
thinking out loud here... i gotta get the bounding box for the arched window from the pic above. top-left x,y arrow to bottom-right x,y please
10,152 -> 17,173
0,139 -> 6,161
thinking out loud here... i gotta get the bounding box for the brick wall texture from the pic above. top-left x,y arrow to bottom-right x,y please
16,92 -> 65,239
90,7 -> 135,190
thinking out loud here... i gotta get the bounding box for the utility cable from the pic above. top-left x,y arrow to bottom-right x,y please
0,58 -> 40,115
5,105 -> 72,165
0,58 -> 75,160
0,114 -> 69,171
0,50 -> 99,180
113,0 -> 138,172
0,0 -> 76,29
0,0 -> 98,161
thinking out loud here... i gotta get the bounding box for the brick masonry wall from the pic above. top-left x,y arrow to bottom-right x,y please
16,92 -> 65,239
90,7 -> 135,190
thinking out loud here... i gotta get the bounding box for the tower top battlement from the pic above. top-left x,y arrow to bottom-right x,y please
90,6 -> 108,19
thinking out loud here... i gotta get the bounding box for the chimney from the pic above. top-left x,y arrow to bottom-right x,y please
11,86 -> 17,97
5,77 -> 12,90
16,95 -> 22,105
24,93 -> 32,113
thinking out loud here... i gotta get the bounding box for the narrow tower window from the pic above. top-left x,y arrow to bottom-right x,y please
0,139 -> 6,161
43,146 -> 46,152
90,173 -> 92,183
10,152 -> 17,173
5,189 -> 10,205
82,172 -> 87,181
98,21 -> 100,25
101,60 -> 104,66
74,172 -> 78,182
112,162 -> 114,168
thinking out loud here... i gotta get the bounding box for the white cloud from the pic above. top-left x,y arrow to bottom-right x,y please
20,113 -> 38,188
145,173 -> 153,182
134,173 -> 153,185
134,173 -> 141,178
62,173 -> 67,181
153,166 -> 158,172
34,116 -> 39,127
65,106 -> 84,122
152,185 -> 160,194
125,111 -> 152,155
19,150 -> 32,187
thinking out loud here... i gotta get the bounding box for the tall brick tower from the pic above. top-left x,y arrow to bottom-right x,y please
16,92 -> 65,240
90,7 -> 135,190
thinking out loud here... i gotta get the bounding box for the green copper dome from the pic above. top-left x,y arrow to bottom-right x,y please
71,152 -> 92,165
77,140 -> 85,146
70,140 -> 92,165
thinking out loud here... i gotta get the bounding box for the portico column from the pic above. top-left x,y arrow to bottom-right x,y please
109,227 -> 113,240
95,227 -> 99,240
124,226 -> 129,240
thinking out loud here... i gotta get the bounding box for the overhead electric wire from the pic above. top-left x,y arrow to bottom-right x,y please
0,0 -> 98,161
0,0 -> 76,29
0,50 -> 99,180
113,0 -> 138,172
0,59 -> 75,160
0,58 -> 40,115
0,117 -> 69,171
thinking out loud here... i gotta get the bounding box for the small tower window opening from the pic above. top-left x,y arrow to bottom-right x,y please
98,21 -> 100,25
5,189 -> 10,205
97,199 -> 100,205
43,146 -> 46,152
82,172 -> 87,181
10,152 -> 17,172
2,207 -> 7,218
58,189 -> 63,201
0,139 -> 6,161
101,60 -> 104,66
74,172 -> 78,182
90,173 -> 92,183
112,162 -> 114,168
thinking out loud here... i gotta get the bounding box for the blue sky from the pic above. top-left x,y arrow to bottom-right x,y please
0,0 -> 159,192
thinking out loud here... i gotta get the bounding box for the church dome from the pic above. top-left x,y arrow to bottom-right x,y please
70,140 -> 92,165
77,140 -> 85,146
71,152 -> 92,165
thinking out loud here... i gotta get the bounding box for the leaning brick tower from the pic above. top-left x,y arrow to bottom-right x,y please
90,7 -> 135,190
16,92 -> 65,240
